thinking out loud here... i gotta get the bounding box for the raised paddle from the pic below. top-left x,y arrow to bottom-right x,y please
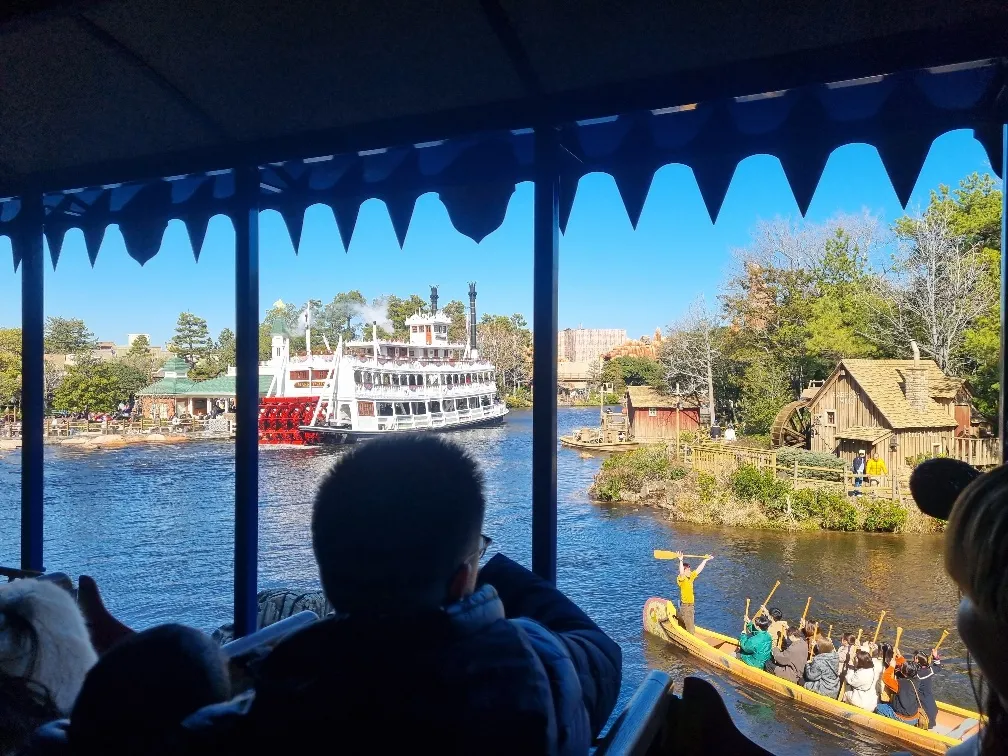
758,580 -> 781,615
872,610 -> 886,644
654,550 -> 711,560
929,629 -> 949,664
826,624 -> 832,641
799,596 -> 812,631
743,598 -> 750,634
808,622 -> 819,661
894,626 -> 904,655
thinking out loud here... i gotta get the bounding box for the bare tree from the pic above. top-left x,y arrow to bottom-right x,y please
866,207 -> 995,373
731,210 -> 884,274
661,297 -> 721,427
476,315 -> 531,395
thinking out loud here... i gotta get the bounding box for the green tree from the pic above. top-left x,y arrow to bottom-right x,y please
386,294 -> 427,340
0,327 -> 21,409
441,300 -> 468,343
126,334 -> 152,356
53,359 -> 140,414
169,312 -> 212,368
320,290 -> 367,343
44,317 -> 97,355
216,328 -> 236,369
940,174 -> 1001,421
611,356 -> 663,388
738,355 -> 792,434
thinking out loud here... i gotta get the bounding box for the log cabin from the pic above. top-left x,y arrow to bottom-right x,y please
625,386 -> 701,441
808,356 -> 971,473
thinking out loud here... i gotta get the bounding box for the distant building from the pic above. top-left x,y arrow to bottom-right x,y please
625,385 -> 701,441
558,328 -> 627,364
557,361 -> 593,400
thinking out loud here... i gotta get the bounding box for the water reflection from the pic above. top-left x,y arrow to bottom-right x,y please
0,408 -> 972,755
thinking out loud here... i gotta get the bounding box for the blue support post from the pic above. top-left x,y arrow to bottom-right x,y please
20,192 -> 44,572
234,167 -> 259,636
1001,124 -> 1007,460
532,127 -> 559,583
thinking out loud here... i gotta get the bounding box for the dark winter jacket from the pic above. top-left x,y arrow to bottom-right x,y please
770,637 -> 809,685
803,651 -> 841,698
181,554 -> 622,755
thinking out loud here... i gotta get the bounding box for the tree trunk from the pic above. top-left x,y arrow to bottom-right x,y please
706,337 -> 716,429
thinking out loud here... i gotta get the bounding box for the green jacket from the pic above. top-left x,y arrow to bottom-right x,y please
738,623 -> 773,669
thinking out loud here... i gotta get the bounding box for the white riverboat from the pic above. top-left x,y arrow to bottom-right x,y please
257,285 -> 507,444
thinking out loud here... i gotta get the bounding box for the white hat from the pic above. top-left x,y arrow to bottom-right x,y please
859,449 -> 866,455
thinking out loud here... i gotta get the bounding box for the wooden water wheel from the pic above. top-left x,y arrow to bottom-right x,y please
770,400 -> 812,448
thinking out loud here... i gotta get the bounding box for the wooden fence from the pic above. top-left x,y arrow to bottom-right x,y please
954,436 -> 999,468
683,443 -> 908,500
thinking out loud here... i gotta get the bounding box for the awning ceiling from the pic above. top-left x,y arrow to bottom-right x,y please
2,1 -> 1008,270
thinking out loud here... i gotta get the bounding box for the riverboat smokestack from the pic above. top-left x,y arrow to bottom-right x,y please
430,286 -> 439,315
468,282 -> 478,354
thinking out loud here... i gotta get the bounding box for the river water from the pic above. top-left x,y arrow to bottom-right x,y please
0,407 -> 972,754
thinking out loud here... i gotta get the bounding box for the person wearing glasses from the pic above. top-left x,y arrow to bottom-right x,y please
184,435 -> 622,755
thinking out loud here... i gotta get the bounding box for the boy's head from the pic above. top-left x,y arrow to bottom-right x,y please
753,615 -> 771,631
312,436 -> 487,615
769,607 -> 783,622
70,624 -> 229,752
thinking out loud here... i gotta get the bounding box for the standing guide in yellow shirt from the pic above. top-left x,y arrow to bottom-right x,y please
674,553 -> 712,634
866,450 -> 888,486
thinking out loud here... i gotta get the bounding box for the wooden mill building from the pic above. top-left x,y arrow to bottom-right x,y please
808,357 -> 970,471
625,386 -> 701,441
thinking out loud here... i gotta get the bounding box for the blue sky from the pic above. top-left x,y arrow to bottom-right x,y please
0,130 -> 997,345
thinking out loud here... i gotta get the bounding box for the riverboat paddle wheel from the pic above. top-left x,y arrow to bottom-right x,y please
258,397 -> 323,445
770,400 -> 812,448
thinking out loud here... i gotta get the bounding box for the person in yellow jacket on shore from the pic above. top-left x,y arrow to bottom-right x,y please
866,450 -> 888,486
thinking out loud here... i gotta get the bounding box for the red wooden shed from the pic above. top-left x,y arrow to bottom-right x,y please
626,386 -> 701,442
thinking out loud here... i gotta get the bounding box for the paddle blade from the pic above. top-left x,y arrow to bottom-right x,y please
654,549 -> 678,560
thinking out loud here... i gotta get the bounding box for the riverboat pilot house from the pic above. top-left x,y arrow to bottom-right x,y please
808,356 -> 972,473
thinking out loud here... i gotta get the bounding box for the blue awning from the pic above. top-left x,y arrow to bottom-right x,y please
2,58 -> 1005,269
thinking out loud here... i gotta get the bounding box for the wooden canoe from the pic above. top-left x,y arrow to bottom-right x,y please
559,434 -> 643,452
643,597 -> 981,754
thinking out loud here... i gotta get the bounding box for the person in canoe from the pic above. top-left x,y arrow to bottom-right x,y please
673,552 -> 711,635
842,649 -> 880,712
738,613 -> 773,669
765,626 -> 808,684
804,638 -> 841,698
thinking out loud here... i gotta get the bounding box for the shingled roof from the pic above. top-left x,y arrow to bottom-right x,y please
824,359 -> 960,430
626,385 -> 700,410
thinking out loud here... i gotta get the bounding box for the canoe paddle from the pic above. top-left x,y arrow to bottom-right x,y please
654,550 -> 712,560
894,626 -> 904,655
799,596 -> 812,631
758,580 -> 781,616
743,598 -> 750,633
871,611 -> 886,644
929,629 -> 949,664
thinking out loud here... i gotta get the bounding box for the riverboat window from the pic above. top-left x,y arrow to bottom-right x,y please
411,326 -> 417,333
443,399 -> 454,411
468,397 -> 479,409
429,401 -> 441,413
481,395 -> 490,407
377,403 -> 393,416
363,373 -> 373,388
354,370 -> 362,385
289,370 -> 309,380
409,349 -> 415,357
394,402 -> 409,415
412,402 -> 426,415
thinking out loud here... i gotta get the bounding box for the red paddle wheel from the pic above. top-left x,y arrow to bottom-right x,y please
257,396 -> 323,445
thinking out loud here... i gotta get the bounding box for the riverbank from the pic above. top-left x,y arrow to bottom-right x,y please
589,445 -> 942,534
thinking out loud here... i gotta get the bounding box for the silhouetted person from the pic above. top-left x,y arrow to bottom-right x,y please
69,624 -> 230,755
187,436 -> 622,755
